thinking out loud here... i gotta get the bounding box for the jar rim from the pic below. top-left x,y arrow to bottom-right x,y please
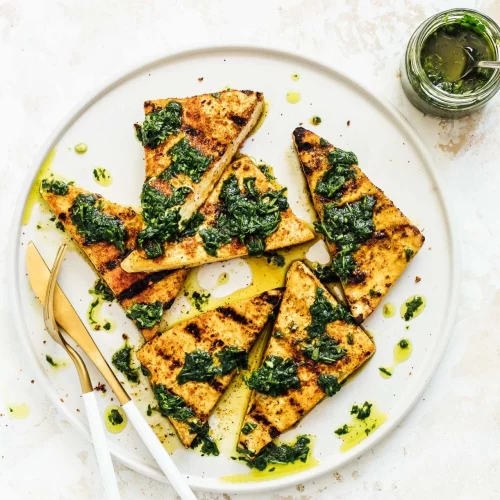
407,8 -> 500,109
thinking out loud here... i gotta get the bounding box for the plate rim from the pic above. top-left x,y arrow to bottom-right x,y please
8,43 -> 461,494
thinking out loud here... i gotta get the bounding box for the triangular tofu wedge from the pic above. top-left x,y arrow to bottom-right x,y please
136,289 -> 283,447
122,157 -> 314,273
238,262 -> 375,455
40,181 -> 187,341
293,127 -> 425,324
127,90 -> 264,263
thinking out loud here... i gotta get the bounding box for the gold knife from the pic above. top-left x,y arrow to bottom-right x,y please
26,241 -> 197,500
26,241 -> 129,404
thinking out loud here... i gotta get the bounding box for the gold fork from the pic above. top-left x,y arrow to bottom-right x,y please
44,244 -> 120,499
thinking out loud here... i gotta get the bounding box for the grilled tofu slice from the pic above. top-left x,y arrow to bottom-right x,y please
121,157 -> 315,273
40,183 -> 187,341
126,90 -> 264,267
238,262 -> 375,455
293,127 -> 425,324
136,289 -> 283,447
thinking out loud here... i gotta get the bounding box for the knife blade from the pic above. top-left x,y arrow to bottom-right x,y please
26,241 -> 129,405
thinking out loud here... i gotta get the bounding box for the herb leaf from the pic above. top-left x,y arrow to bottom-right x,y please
303,335 -> 347,364
317,374 -> 342,397
108,408 -> 124,426
241,422 -> 257,435
351,401 -> 372,420
153,384 -> 195,422
244,355 -> 300,397
136,101 -> 182,148
307,288 -> 353,337
159,138 -> 211,184
403,296 -> 423,321
239,435 -> 311,471
111,344 -> 139,383
404,248 -> 414,262
314,196 -> 376,281
90,278 -> 114,302
126,301 -> 163,329
189,421 -> 219,456
41,178 -> 69,196
137,183 -> 191,258
200,174 -> 289,257
70,194 -> 127,253
335,424 -> 349,435
315,148 -> 357,199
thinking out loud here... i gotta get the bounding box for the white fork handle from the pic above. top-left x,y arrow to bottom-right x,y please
83,391 -> 120,500
122,400 -> 196,500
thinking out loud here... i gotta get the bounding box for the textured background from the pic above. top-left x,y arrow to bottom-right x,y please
1,0 -> 500,498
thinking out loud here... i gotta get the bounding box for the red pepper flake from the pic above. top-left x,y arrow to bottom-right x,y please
122,333 -> 128,340
415,276 -> 421,283
94,382 -> 107,393
198,77 -> 204,82
347,120 -> 351,126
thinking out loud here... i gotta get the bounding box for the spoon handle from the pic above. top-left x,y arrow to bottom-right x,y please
477,60 -> 500,69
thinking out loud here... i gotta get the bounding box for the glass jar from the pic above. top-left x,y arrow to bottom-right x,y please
401,8 -> 500,118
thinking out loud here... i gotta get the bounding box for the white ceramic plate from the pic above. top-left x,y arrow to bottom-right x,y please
9,45 -> 460,494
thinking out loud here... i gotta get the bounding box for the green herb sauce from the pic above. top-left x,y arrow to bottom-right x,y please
136,101 -> 182,148
315,196 -> 376,282
153,383 -> 195,422
41,178 -> 70,196
189,421 -> 219,456
108,408 -> 124,426
70,194 -> 127,253
239,435 -> 311,471
350,401 -> 372,420
318,374 -> 342,397
263,251 -> 285,267
191,291 -> 210,311
137,183 -> 193,259
258,164 -> 275,180
111,344 -> 139,383
45,354 -> 58,367
177,347 -> 248,385
244,355 -> 300,397
159,138 -> 212,184
401,295 -> 426,321
199,175 -> 289,257
421,14 -> 494,94
241,422 -> 257,435
315,148 -> 358,200
126,301 -> 163,329
90,278 -> 114,302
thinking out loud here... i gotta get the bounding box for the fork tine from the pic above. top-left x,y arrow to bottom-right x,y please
43,244 -> 67,332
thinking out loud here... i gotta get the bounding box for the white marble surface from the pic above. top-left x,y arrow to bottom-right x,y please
1,0 -> 500,498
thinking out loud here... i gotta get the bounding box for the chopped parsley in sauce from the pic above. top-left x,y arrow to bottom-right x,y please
136,101 -> 182,148
137,183 -> 194,259
159,138 -> 212,184
70,194 -> 127,253
239,435 -> 311,471
177,347 -> 248,384
351,401 -> 372,420
189,421 -> 219,456
318,374 -> 342,397
404,248 -> 414,262
153,384 -> 195,422
258,164 -> 275,180
126,301 -> 163,329
315,196 -> 376,282
108,408 -> 124,426
241,422 -> 257,435
111,344 -> 139,383
402,295 -> 424,321
315,148 -> 358,200
191,291 -> 210,311
244,355 -> 300,396
90,278 -> 114,302
199,175 -> 289,257
41,178 -> 70,196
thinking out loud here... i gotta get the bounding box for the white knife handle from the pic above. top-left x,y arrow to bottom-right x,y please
121,400 -> 196,500
83,391 -> 120,500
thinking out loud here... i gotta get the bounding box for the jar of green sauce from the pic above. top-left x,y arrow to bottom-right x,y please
401,9 -> 500,118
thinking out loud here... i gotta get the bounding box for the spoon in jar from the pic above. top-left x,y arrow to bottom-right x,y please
460,45 -> 500,78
